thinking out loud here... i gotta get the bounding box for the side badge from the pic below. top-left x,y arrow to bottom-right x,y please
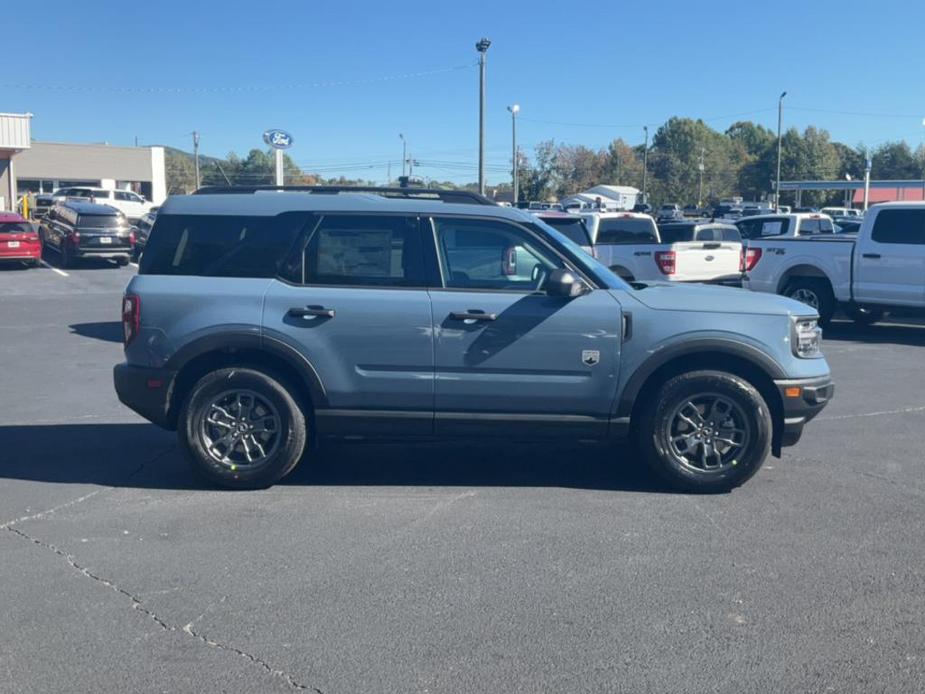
581,350 -> 600,366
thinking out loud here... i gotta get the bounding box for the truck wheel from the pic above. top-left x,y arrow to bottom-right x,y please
784,278 -> 835,324
845,303 -> 884,326
636,370 -> 773,493
178,367 -> 308,489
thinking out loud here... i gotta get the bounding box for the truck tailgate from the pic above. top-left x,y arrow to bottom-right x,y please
672,241 -> 741,282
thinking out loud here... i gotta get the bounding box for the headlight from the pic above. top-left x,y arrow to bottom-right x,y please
791,316 -> 823,358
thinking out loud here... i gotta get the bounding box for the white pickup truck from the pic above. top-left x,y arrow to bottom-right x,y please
581,212 -> 742,284
742,202 -> 925,324
735,212 -> 836,241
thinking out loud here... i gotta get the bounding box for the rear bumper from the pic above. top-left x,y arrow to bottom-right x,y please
775,375 -> 834,448
76,248 -> 132,258
113,363 -> 177,430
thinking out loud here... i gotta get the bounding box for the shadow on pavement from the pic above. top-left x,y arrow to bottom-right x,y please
69,321 -> 123,343
0,423 -> 667,494
824,319 -> 925,347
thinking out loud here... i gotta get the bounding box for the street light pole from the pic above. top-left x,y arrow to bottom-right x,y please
698,146 -> 705,208
399,133 -> 407,178
776,91 -> 787,211
476,38 -> 491,196
642,125 -> 649,205
507,104 -> 519,205
192,131 -> 201,190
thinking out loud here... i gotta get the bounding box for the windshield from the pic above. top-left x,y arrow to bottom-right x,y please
527,219 -> 628,290
78,214 -> 123,228
0,222 -> 32,234
539,218 -> 591,246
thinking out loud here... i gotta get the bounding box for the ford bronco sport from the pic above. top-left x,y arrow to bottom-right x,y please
114,186 -> 833,492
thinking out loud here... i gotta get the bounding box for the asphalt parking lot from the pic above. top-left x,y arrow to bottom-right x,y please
2,255 -> 924,693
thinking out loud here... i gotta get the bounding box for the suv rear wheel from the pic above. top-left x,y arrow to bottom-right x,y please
636,370 -> 772,493
178,367 -> 308,489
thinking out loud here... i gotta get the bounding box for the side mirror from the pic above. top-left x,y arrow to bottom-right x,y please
546,268 -> 588,298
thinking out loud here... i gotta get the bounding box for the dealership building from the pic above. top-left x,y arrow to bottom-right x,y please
0,112 -> 166,211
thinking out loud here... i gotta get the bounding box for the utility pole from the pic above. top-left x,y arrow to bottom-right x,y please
863,151 -> 872,212
134,135 -> 138,147
776,91 -> 787,211
399,133 -> 407,178
642,125 -> 649,205
508,104 -> 519,205
698,147 -> 705,208
476,38 -> 491,195
192,131 -> 201,190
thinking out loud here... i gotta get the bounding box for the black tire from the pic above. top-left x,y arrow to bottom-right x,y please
115,256 -> 129,267
845,303 -> 884,326
635,370 -> 773,493
783,278 -> 835,325
178,367 -> 308,489
60,244 -> 73,269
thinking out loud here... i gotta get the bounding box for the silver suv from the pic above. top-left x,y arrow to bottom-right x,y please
114,186 -> 833,491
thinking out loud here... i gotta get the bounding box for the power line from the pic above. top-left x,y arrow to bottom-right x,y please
2,63 -> 476,94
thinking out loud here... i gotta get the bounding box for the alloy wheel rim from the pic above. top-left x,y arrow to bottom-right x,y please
197,389 -> 282,471
666,393 -> 751,474
791,288 -> 819,309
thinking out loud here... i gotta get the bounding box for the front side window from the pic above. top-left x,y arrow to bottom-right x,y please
870,209 -> 925,245
432,217 -> 561,291
302,215 -> 425,287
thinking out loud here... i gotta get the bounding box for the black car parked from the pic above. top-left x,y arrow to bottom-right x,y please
39,201 -> 134,268
132,208 -> 158,258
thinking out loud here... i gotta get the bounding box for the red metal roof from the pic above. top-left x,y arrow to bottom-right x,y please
852,187 -> 925,204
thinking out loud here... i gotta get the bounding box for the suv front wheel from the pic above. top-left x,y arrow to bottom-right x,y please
636,370 -> 772,493
179,368 -> 308,489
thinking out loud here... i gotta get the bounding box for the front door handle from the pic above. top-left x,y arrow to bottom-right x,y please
861,253 -> 881,259
288,305 -> 335,319
449,310 -> 497,321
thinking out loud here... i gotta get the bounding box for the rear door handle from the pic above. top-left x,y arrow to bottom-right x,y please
450,310 -> 497,321
288,305 -> 335,319
861,253 -> 881,259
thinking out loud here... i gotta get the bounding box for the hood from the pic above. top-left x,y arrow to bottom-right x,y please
621,282 -> 813,317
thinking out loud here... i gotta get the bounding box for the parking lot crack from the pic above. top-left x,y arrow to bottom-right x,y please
3,526 -> 321,692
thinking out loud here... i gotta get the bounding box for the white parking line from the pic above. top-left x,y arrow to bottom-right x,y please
40,260 -> 69,277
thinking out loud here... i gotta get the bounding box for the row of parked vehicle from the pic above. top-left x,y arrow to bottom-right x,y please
1,193 -> 159,269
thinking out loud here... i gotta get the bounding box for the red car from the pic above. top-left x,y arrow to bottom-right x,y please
0,212 -> 42,267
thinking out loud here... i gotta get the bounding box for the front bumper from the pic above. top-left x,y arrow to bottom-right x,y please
113,363 -> 177,430
775,375 -> 834,448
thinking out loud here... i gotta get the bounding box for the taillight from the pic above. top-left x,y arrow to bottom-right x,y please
655,250 -> 676,275
69,231 -> 81,244
741,247 -> 763,272
122,294 -> 140,346
129,230 -> 136,245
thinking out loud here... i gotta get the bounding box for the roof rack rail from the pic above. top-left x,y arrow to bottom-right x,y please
192,185 -> 498,206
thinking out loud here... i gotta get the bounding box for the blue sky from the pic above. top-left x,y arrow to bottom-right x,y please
5,0 -> 925,184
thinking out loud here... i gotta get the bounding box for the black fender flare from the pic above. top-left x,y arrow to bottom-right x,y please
164,330 -> 327,409
614,337 -> 786,418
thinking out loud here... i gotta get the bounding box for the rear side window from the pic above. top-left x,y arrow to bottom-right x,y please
721,227 -> 741,242
302,215 -> 425,287
140,213 -> 304,277
870,209 -> 925,244
596,218 -> 658,244
761,219 -> 789,237
78,214 -> 122,228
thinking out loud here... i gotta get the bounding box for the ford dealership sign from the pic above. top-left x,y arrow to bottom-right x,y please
263,129 -> 293,150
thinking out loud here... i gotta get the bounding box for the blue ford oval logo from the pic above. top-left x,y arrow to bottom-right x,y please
263,129 -> 293,149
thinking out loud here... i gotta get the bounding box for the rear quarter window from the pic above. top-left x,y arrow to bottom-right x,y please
139,213 -> 306,277
870,209 -> 925,244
